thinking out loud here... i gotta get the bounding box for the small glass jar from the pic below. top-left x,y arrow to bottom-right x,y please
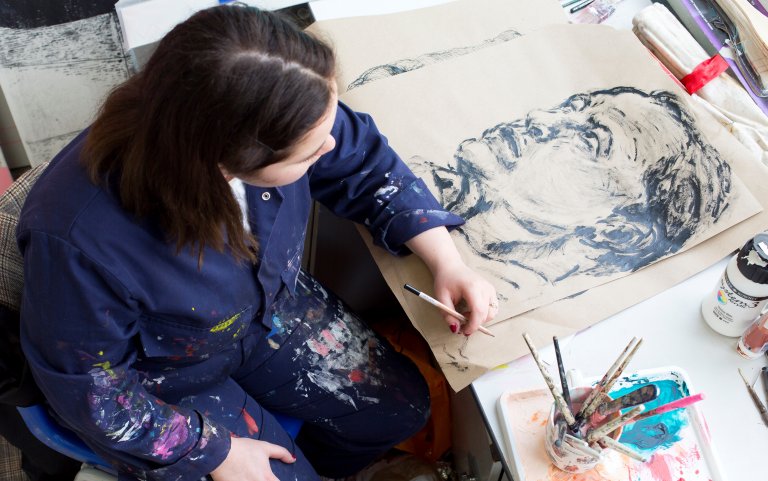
544,387 -> 622,473
737,311 -> 768,359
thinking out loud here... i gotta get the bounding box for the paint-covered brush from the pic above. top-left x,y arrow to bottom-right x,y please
633,393 -> 705,422
553,336 -> 572,410
586,405 -> 645,443
577,337 -> 639,422
523,333 -> 577,426
554,418 -> 568,447
593,338 -> 643,397
738,368 -> 768,427
598,435 -> 648,462
595,385 -> 660,418
563,434 -> 602,458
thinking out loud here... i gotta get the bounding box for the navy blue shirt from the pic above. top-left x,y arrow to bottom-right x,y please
17,102 -> 463,480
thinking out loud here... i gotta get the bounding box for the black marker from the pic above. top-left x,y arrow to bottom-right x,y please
570,0 -> 595,13
762,366 -> 768,404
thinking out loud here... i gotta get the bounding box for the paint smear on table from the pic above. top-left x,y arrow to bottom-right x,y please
500,371 -> 717,481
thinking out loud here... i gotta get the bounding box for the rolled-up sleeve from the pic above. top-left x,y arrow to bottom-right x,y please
309,102 -> 464,256
18,231 -> 230,481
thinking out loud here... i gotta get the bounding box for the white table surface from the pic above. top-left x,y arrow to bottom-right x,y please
471,256 -> 768,481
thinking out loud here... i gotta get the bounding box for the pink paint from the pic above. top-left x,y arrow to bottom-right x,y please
151,413 -> 189,460
320,329 -> 343,350
646,453 -> 676,481
308,338 -> 330,356
348,369 -> 364,383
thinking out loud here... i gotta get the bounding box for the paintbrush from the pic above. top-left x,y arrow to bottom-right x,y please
553,336 -> 572,410
598,435 -> 648,462
522,333 -> 577,426
762,366 -> 768,404
403,284 -> 495,337
738,368 -> 768,426
586,405 -> 645,443
581,338 -> 643,420
563,434 -> 602,458
554,418 -> 567,447
595,385 -> 660,418
577,337 -> 639,422
633,393 -> 705,422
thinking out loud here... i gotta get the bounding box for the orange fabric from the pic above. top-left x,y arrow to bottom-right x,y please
373,316 -> 452,462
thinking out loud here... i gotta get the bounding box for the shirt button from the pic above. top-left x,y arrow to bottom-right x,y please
261,192 -> 271,201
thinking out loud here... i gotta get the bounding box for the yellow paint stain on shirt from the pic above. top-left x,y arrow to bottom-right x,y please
210,312 -> 241,333
93,360 -> 115,378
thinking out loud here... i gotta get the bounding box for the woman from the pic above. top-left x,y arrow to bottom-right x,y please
17,5 -> 497,481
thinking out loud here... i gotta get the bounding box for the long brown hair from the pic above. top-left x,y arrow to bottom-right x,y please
82,5 -> 336,265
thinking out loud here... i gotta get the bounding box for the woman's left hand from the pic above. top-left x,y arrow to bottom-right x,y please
406,227 -> 498,336
430,257 -> 498,335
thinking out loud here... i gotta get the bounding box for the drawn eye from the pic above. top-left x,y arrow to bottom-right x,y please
564,94 -> 589,112
581,131 -> 600,157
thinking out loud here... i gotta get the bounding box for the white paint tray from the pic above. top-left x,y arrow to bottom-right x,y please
496,366 -> 726,481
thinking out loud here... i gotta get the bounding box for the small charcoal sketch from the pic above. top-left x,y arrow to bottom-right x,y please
0,13 -> 129,167
412,87 -> 732,286
346,29 -> 521,91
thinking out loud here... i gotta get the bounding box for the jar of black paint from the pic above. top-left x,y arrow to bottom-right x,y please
701,233 -> 768,337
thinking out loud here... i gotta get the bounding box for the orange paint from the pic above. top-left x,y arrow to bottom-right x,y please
242,408 -> 259,435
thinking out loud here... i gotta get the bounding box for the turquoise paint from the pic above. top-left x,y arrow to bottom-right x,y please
266,314 -> 284,339
610,378 -> 690,454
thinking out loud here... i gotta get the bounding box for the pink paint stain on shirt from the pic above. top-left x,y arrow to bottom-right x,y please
308,338 -> 330,356
320,329 -> 343,350
151,413 -> 189,460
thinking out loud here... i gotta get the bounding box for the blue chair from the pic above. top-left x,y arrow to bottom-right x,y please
17,405 -> 116,473
18,403 -> 303,478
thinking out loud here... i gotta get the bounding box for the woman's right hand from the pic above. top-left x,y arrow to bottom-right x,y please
210,437 -> 296,481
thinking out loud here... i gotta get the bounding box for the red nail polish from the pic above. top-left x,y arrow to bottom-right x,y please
450,323 -> 458,333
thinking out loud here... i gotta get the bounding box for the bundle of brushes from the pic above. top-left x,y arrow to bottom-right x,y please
712,0 -> 768,93
523,333 -> 705,464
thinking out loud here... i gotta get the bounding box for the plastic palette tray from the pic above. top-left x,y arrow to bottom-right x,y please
496,366 -> 725,481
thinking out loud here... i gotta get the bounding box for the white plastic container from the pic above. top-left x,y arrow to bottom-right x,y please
702,233 -> 768,337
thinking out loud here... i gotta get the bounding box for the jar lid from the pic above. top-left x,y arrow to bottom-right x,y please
736,233 -> 768,284
754,233 -> 768,261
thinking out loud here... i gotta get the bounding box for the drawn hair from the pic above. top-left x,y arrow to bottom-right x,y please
428,87 -> 731,279
82,5 -> 336,265
579,88 -> 730,272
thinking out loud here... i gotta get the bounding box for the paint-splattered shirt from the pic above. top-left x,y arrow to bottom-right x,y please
16,102 -> 463,480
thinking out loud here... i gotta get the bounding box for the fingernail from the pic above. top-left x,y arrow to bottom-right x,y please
449,323 -> 458,333
292,455 -> 297,461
